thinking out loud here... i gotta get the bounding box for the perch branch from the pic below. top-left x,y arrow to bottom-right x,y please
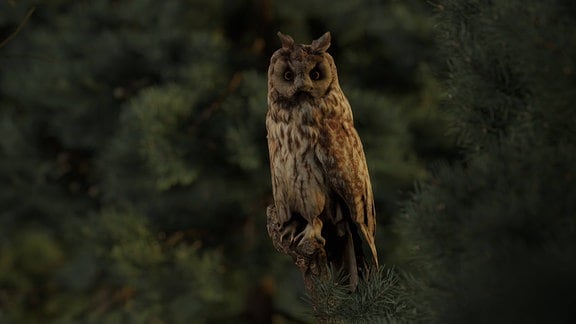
266,205 -> 329,294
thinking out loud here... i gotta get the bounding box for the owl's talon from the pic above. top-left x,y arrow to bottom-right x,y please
292,231 -> 305,245
278,223 -> 298,244
293,221 -> 326,255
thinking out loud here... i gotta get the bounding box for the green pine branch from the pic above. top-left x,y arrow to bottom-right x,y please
306,265 -> 423,323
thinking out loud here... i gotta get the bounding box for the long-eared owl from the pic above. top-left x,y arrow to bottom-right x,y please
266,31 -> 378,290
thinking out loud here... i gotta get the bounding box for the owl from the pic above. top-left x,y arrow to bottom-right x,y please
266,31 -> 378,290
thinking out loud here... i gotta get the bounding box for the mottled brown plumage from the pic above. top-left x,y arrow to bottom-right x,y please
266,32 -> 378,290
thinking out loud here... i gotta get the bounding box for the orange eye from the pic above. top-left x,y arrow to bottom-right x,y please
310,70 -> 321,80
284,70 -> 293,81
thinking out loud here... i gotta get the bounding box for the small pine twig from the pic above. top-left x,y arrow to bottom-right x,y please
305,265 -> 423,323
0,6 -> 36,50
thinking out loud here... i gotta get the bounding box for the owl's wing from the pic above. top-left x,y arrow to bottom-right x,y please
266,118 -> 283,219
316,117 -> 378,266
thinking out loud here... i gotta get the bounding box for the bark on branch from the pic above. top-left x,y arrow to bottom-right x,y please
266,205 -> 329,294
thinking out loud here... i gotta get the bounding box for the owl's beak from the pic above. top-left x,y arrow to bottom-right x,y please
294,76 -> 313,93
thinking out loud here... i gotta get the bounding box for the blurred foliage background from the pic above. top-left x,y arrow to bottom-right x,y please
2,0 -> 574,323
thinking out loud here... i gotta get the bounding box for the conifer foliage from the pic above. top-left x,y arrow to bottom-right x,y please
395,1 -> 576,322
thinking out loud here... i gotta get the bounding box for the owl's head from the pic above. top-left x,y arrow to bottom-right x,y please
268,32 -> 337,103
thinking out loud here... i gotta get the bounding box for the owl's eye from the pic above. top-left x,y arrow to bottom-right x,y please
283,70 -> 294,81
310,69 -> 321,80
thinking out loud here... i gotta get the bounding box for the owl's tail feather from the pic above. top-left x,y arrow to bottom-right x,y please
359,225 -> 379,267
343,223 -> 360,291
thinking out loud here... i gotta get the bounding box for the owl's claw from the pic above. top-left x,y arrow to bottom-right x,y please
294,219 -> 326,255
276,218 -> 326,256
278,222 -> 299,244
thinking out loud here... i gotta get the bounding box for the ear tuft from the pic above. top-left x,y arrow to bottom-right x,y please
277,31 -> 294,50
311,32 -> 331,53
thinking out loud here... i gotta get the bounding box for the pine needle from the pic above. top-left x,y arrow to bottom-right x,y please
305,265 -> 423,323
